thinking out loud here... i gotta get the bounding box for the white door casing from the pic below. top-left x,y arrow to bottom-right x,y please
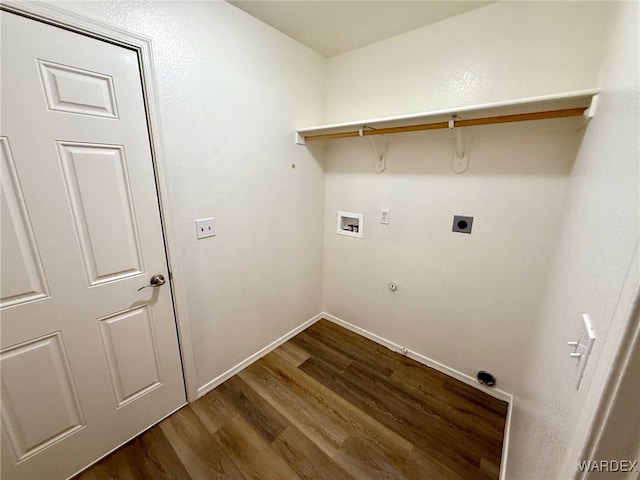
1,11 -> 186,479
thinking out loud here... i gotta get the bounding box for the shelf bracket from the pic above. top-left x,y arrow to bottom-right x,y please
295,131 -> 306,145
360,126 -> 387,173
449,117 -> 470,174
578,93 -> 599,129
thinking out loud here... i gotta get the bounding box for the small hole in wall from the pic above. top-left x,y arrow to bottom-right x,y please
291,163 -> 296,169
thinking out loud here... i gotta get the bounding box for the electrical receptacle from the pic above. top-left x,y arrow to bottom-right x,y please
195,218 -> 215,239
380,209 -> 390,225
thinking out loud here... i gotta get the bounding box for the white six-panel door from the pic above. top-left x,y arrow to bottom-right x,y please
1,11 -> 186,479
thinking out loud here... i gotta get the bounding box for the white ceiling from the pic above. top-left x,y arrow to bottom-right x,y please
228,1 -> 492,57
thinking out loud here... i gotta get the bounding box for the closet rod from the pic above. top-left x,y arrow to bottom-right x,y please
302,107 -> 586,142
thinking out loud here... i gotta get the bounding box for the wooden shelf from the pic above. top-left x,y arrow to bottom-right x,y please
295,90 -> 598,144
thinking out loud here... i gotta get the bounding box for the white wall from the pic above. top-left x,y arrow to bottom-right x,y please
326,1 -> 610,123
508,2 -> 640,478
323,2 -> 613,395
323,122 -> 582,395
54,1 -> 327,395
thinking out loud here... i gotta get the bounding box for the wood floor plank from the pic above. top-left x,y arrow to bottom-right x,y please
289,330 -> 354,372
238,360 -> 349,456
480,457 -> 502,479
214,414 -> 302,480
77,318 -> 507,480
443,376 -> 509,417
303,321 -> 506,461
75,443 -> 139,480
350,361 -> 504,462
133,427 -> 193,479
189,387 -> 238,434
298,326 -> 475,436
75,427 -> 190,480
308,320 -> 436,376
403,445 -> 469,480
299,354 -> 485,479
214,375 -> 289,443
345,360 -> 500,461
390,367 -> 505,440
260,351 -> 417,456
273,341 -> 310,367
332,436 -> 410,480
388,361 -> 444,392
302,322 -> 395,376
159,407 -> 246,480
271,426 -> 356,480
258,351 -> 467,480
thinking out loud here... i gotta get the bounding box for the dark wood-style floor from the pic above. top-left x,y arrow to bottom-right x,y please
76,319 -> 507,480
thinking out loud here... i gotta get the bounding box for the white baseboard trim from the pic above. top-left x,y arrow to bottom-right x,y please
321,312 -> 512,403
196,312 -> 324,398
321,312 -> 514,480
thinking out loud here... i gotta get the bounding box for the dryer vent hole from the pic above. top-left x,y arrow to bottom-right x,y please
452,215 -> 473,234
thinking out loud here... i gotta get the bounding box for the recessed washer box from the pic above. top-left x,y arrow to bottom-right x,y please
337,211 -> 363,238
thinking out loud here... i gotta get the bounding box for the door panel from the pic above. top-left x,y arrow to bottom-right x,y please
57,141 -> 144,285
1,11 -> 186,479
98,306 -> 163,407
0,333 -> 85,463
37,60 -> 119,118
0,138 -> 50,308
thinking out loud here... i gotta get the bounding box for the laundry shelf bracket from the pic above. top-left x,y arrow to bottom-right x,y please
578,93 -> 599,129
360,128 -> 387,173
449,117 -> 470,174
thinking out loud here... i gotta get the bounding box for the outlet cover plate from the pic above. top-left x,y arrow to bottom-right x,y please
195,217 -> 215,239
452,215 -> 473,234
379,209 -> 390,225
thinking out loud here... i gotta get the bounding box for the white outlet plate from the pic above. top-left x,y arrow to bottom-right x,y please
379,209 -> 390,225
195,217 -> 215,239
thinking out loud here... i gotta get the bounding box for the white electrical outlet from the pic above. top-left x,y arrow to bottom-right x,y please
195,218 -> 215,239
379,209 -> 390,225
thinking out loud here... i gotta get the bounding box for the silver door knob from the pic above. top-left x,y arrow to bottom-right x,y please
138,274 -> 166,291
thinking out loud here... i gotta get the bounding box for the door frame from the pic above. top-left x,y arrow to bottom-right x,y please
1,1 -> 199,401
577,289 -> 640,478
560,242 -> 640,478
